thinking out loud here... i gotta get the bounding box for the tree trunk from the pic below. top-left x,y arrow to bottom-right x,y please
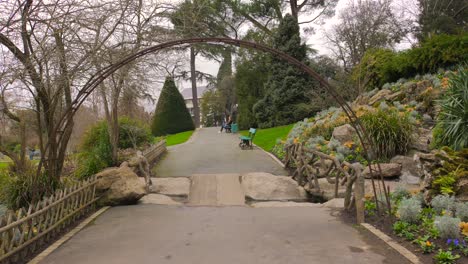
190,46 -> 200,127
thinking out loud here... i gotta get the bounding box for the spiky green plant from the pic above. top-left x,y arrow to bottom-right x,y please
434,66 -> 468,150
360,108 -> 415,159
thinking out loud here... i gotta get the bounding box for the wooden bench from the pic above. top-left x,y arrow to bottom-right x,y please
239,128 -> 256,149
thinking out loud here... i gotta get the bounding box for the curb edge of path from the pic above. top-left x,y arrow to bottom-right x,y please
251,143 -> 286,169
28,206 -> 111,264
361,223 -> 422,264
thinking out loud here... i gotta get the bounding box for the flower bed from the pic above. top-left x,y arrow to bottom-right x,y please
365,188 -> 468,263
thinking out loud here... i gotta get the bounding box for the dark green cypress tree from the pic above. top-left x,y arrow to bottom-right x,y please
253,14 -> 317,128
151,77 -> 194,136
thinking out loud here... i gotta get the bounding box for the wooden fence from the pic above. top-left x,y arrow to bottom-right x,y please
143,140 -> 166,164
285,143 -> 365,223
0,176 -> 98,263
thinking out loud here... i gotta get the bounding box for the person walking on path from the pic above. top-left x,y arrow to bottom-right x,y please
219,115 -> 232,133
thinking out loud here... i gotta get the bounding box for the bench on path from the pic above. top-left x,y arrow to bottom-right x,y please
239,128 -> 256,150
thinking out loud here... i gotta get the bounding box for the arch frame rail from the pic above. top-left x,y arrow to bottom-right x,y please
56,37 -> 391,215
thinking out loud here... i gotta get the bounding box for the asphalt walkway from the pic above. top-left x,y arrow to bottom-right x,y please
41,206 -> 408,264
153,127 -> 288,176
40,127 -> 409,264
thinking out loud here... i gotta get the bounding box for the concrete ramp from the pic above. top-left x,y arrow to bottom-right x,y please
189,174 -> 245,206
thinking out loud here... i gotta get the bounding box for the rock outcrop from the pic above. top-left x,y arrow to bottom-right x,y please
363,163 -> 402,179
241,172 -> 307,201
96,162 -> 146,206
329,124 -> 356,145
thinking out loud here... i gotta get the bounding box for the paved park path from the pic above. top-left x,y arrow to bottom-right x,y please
41,128 -> 409,264
153,127 -> 288,176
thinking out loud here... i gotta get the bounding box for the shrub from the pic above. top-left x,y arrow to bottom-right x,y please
118,116 -> 151,149
75,122 -> 113,179
353,34 -> 468,91
0,164 -> 59,210
433,66 -> 468,150
434,216 -> 461,239
455,203 -> 468,222
397,197 -> 422,223
151,77 -> 194,136
360,108 -> 414,159
431,195 -> 457,215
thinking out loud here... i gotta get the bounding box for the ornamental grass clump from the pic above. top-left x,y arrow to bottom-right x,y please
398,197 -> 422,223
434,216 -> 461,239
431,195 -> 457,215
360,108 -> 414,159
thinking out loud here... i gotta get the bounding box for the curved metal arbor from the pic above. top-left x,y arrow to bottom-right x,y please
61,37 -> 391,213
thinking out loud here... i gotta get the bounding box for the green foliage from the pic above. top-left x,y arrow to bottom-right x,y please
353,34 -> 468,91
393,220 -> 418,240
434,249 -> 461,264
75,121 -> 113,179
364,200 -> 377,216
431,195 -> 457,215
75,116 -> 151,179
0,163 -> 59,210
398,197 -> 422,223
433,67 -> 468,150
434,216 -> 461,239
118,117 -> 152,149
253,14 -> 318,128
201,89 -> 224,127
151,77 -> 195,136
360,108 -> 414,159
417,0 -> 468,41
235,50 -> 269,130
433,173 -> 457,195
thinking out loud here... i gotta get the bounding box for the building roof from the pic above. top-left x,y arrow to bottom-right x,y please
181,86 -> 209,100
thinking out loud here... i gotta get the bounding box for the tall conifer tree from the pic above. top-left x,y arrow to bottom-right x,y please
151,77 -> 195,136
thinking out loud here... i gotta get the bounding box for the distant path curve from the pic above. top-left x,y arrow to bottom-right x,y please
153,127 -> 288,177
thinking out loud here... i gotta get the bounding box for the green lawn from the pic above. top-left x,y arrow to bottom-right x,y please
155,130 -> 195,147
240,124 -> 294,152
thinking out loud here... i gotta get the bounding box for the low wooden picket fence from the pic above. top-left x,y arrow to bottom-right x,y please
0,176 -> 99,263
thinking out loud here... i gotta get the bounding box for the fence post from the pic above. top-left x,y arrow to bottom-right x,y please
355,172 -> 365,224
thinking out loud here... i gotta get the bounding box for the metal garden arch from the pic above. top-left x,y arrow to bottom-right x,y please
59,37 -> 391,214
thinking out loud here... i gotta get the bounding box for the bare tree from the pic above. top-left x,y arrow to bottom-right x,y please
325,0 -> 408,72
0,0 -> 129,180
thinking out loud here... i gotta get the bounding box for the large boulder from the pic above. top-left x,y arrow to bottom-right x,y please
306,178 -> 346,201
390,155 -> 422,185
330,124 -> 356,145
96,163 -> 146,206
149,177 -> 190,197
363,163 -> 402,179
241,172 -> 307,201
